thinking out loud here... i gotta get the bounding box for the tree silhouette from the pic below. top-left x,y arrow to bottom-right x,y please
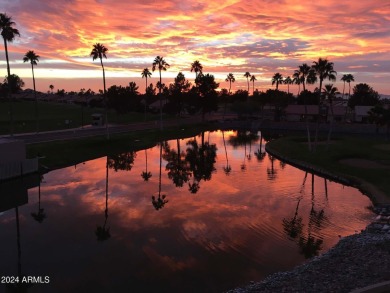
250,75 -> 257,95
163,139 -> 191,187
322,84 -> 339,149
152,56 -> 170,129
190,60 -> 203,80
284,76 -> 293,95
107,152 -> 136,172
49,84 -> 54,94
23,50 -> 40,133
244,72 -> 251,92
90,43 -> 109,139
271,73 -> 283,90
141,68 -> 152,120
1,13 -> 20,136
283,198 -> 303,239
225,73 -> 235,94
311,58 -> 337,151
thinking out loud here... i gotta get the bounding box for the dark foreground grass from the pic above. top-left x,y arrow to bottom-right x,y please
27,123 -> 216,170
267,135 -> 390,203
0,100 -> 160,135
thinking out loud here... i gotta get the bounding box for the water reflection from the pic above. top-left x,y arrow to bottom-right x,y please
0,130 -> 374,292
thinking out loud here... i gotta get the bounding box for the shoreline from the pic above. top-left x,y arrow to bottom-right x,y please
226,143 -> 390,292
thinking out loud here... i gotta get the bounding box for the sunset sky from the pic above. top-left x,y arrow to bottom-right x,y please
1,0 -> 389,95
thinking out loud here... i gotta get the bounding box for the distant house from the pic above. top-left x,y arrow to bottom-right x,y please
284,104 -> 347,123
354,106 -> 374,123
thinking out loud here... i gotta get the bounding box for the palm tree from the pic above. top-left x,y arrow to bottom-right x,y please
292,71 -> 301,95
141,68 -> 152,93
222,131 -> 231,175
244,72 -> 251,92
271,73 -> 283,90
152,143 -> 168,210
311,58 -> 337,150
1,13 -> 20,136
190,60 -> 203,80
250,75 -> 257,95
340,74 -> 348,99
284,76 -> 293,94
152,56 -> 170,129
295,64 -> 314,92
345,73 -> 354,98
90,43 -> 109,139
224,73 -> 235,119
323,84 -> 339,149
49,84 -> 54,94
23,50 -> 40,133
225,73 -> 235,93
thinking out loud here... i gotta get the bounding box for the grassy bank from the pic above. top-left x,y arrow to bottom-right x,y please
266,135 -> 390,204
27,123 -> 216,170
0,100 -> 160,135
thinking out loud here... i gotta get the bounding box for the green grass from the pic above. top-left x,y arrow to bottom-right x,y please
0,100 -> 160,135
27,123 -> 217,170
267,135 -> 390,203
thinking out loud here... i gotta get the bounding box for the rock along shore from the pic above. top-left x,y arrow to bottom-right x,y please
227,206 -> 390,293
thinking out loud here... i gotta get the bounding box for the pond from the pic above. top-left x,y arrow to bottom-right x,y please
0,130 -> 373,292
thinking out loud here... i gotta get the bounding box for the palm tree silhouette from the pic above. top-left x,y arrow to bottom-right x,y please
190,60 -> 203,80
323,84 -> 339,149
244,72 -> 251,92
141,149 -> 152,181
1,13 -> 20,136
271,73 -> 283,90
250,75 -> 257,95
152,143 -> 168,210
345,73 -> 354,98
225,73 -> 235,94
311,58 -> 337,151
23,50 -> 40,133
96,157 -> 110,241
282,197 -> 303,239
284,76 -> 293,95
90,43 -> 109,139
141,68 -> 152,120
152,56 -> 170,129
49,84 -> 54,94
224,73 -> 235,119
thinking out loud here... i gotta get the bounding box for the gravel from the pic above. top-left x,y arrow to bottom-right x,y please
227,206 -> 390,293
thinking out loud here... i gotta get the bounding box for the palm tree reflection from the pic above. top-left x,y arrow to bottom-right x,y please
141,149 -> 152,181
222,131 -> 231,175
152,143 -> 168,210
282,197 -> 303,240
163,139 -> 191,188
31,174 -> 47,223
96,157 -> 110,241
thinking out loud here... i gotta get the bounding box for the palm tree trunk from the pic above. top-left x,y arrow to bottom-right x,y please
303,94 -> 312,152
159,70 -> 163,129
100,58 -> 109,139
4,38 -> 14,136
314,79 -> 323,152
326,102 -> 334,151
31,63 -> 39,133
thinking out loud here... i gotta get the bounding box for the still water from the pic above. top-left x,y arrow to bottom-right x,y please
0,130 -> 373,292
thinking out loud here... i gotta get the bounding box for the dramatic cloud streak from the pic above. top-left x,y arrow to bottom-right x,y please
1,0 -> 389,94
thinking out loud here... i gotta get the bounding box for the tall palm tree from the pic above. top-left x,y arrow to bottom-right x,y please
345,73 -> 354,98
244,72 -> 251,92
141,68 -> 152,93
340,74 -> 348,99
224,73 -> 235,119
90,43 -> 109,139
49,84 -> 54,94
284,76 -> 293,94
295,63 -> 314,92
225,73 -> 235,93
311,58 -> 337,150
23,50 -> 40,133
141,149 -> 152,181
271,73 -> 283,90
250,75 -> 257,95
322,84 -> 339,149
1,13 -> 20,136
190,60 -> 203,80
152,56 -> 170,129
292,71 -> 301,95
